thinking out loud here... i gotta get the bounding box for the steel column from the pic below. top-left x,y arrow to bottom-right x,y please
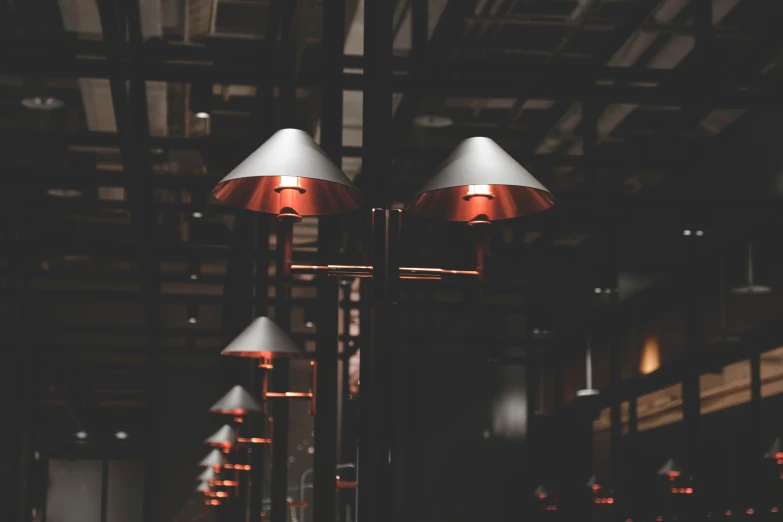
359,2 -> 395,522
271,218 -> 294,522
312,2 -> 344,521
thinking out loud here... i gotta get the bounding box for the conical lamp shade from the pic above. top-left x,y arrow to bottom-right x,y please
199,449 -> 226,468
205,424 -> 237,448
212,129 -> 364,216
221,317 -> 304,359
657,458 -> 683,477
405,137 -> 554,221
210,385 -> 263,415
765,437 -> 783,459
196,480 -> 211,493
199,467 -> 216,481
534,484 -> 550,499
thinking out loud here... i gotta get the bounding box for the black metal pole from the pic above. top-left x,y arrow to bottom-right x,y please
271,218 -> 294,522
360,2 -> 394,522
313,1 -> 344,521
249,218 -> 271,522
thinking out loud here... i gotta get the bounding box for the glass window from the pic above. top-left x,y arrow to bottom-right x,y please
761,346 -> 783,398
700,359 -> 750,415
637,383 -> 683,432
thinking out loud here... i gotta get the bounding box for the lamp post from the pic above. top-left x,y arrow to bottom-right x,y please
210,127 -> 554,522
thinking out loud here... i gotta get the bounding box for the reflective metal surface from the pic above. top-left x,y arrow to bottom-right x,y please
209,385 -> 263,415
212,129 -> 364,216
200,449 -> 227,468
406,137 -> 554,221
221,316 -> 305,359
205,424 -> 237,449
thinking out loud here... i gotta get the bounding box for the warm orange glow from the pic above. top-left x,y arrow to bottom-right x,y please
266,391 -> 313,399
224,464 -> 251,471
465,184 -> 493,199
667,471 -> 680,479
747,509 -> 755,515
278,176 -> 302,191
640,336 -> 661,374
656,517 -> 663,521
685,488 -> 693,494
210,480 -> 238,487
672,488 -> 678,494
772,507 -> 779,513
238,437 -> 272,445
538,493 -> 547,500
592,484 -> 601,493
607,498 -> 614,505
726,510 -> 733,516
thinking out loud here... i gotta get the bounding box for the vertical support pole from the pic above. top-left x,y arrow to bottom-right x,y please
11,231 -> 33,522
608,238 -> 623,521
750,337 -> 762,507
360,0 -> 394,522
626,307 -> 639,521
249,218 -> 271,522
101,459 -> 110,522
271,218 -> 294,522
313,1 -> 344,520
270,2 -> 297,520
683,275 -> 702,518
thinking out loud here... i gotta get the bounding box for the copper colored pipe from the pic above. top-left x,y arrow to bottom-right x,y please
336,480 -> 358,489
237,437 -> 272,445
291,264 -> 479,279
265,392 -> 314,399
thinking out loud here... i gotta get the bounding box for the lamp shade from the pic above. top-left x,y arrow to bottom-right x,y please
210,385 -> 263,415
405,137 -> 554,222
198,467 -> 216,481
196,480 -> 211,493
221,316 -> 305,359
657,458 -> 683,477
212,129 -> 364,216
205,424 -> 237,449
765,437 -> 783,460
534,484 -> 550,499
199,449 -> 226,468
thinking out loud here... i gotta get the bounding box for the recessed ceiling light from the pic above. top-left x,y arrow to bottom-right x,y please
195,111 -> 211,120
413,114 -> 454,128
47,188 -> 83,198
307,446 -> 314,454
305,321 -> 314,328
188,317 -> 198,324
695,230 -> 704,236
22,96 -> 65,110
76,431 -> 88,440
115,431 -> 129,440
594,287 -> 602,294
192,211 -> 203,219
190,273 -> 199,280
682,229 -> 692,236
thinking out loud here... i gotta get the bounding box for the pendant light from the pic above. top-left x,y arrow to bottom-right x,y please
220,316 -> 305,362
212,129 -> 364,218
199,467 -> 216,481
205,424 -> 237,450
577,339 -> 600,398
196,480 -> 211,493
200,449 -> 227,469
658,458 -> 684,480
731,242 -> 770,295
210,385 -> 263,416
405,137 -> 554,222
